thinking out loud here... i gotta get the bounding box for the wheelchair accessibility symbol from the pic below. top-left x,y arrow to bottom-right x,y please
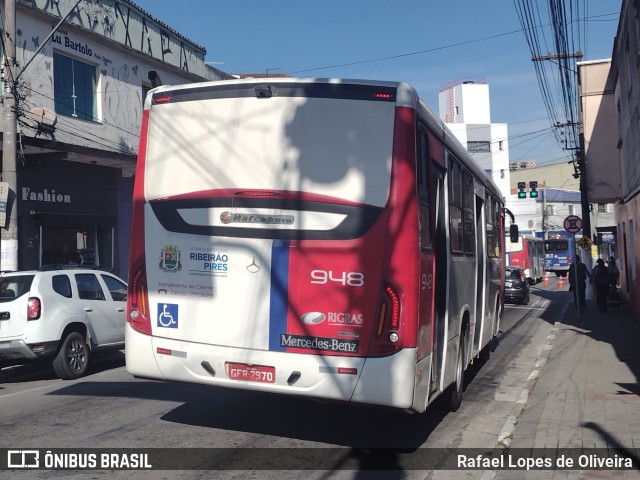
158,303 -> 179,328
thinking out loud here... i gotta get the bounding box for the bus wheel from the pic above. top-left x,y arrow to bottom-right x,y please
449,331 -> 466,412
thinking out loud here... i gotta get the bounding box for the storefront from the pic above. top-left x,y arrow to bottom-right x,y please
17,160 -> 128,274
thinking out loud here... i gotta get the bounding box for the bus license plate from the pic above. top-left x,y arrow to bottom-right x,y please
227,363 -> 275,383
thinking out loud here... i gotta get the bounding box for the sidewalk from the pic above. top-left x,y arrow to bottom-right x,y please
494,295 -> 640,479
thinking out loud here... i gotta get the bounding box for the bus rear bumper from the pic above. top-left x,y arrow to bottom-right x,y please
125,323 -> 419,410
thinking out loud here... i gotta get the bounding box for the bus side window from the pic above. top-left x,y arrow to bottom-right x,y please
493,198 -> 502,257
462,169 -> 475,255
417,128 -> 431,249
449,158 -> 463,253
486,193 -> 494,257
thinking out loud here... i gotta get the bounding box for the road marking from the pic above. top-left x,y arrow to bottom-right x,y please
95,366 -> 127,376
0,366 -> 127,400
0,384 -> 55,400
504,305 -> 547,310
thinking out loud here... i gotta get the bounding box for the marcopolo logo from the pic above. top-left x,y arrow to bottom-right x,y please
220,212 -> 294,225
300,312 -> 326,325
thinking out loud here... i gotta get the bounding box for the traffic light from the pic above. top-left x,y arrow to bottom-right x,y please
517,182 -> 526,199
529,180 -> 539,198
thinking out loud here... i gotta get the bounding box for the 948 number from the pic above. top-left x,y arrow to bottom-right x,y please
310,270 -> 364,287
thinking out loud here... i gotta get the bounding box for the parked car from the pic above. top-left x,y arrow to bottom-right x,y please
504,265 -> 530,305
0,267 -> 127,379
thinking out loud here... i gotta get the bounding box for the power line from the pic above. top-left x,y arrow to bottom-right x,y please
290,11 -> 618,75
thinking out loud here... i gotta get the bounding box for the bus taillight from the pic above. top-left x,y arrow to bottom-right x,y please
128,265 -> 151,335
377,283 -> 401,346
385,284 -> 400,329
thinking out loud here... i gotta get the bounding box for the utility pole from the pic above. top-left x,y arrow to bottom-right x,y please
2,0 -> 18,271
533,51 -> 592,271
542,187 -> 547,239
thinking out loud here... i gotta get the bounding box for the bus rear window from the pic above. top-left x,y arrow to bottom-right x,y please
545,240 -> 568,252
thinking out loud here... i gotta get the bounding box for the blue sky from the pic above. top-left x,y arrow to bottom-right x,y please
132,0 -> 621,167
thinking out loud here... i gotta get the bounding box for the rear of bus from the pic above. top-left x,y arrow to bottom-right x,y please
126,79 -> 424,410
505,236 -> 527,274
544,237 -> 572,275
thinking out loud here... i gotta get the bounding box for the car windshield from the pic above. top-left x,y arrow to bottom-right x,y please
0,275 -> 35,302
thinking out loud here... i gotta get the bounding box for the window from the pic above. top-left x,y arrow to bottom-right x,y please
467,141 -> 491,153
0,275 -> 33,302
53,52 -> 97,121
568,205 -> 576,215
544,240 -> 569,252
493,198 -> 502,257
101,274 -> 127,302
75,274 -> 106,301
417,128 -> 431,249
486,194 -> 494,256
499,140 -> 504,151
546,205 -> 555,216
52,275 -> 72,298
636,13 -> 640,54
597,203 -> 607,213
462,170 -> 475,255
449,159 -> 463,253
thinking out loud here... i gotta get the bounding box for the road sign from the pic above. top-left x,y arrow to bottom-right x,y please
577,236 -> 593,250
563,215 -> 582,234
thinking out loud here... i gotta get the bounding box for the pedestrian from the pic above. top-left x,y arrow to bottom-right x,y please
608,257 -> 620,291
568,254 -> 590,308
591,258 -> 610,311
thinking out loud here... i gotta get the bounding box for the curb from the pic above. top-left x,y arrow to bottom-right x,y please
481,313 -> 565,480
496,320 -> 559,448
495,300 -> 568,450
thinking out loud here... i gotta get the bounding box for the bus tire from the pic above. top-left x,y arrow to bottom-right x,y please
449,330 -> 466,412
52,332 -> 90,380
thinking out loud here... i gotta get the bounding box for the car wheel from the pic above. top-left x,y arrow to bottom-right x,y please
449,328 -> 466,412
52,332 -> 90,380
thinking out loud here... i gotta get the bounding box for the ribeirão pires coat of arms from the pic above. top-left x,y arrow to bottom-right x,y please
159,245 -> 182,271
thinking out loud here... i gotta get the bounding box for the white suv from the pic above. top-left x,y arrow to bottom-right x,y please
0,268 -> 127,379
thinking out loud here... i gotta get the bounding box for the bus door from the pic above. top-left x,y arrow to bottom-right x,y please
430,162 -> 447,393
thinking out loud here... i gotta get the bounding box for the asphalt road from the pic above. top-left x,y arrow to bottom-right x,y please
0,280 -> 570,480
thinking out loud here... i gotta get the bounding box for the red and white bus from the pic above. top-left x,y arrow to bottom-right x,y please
506,235 -> 545,284
126,78 -> 506,413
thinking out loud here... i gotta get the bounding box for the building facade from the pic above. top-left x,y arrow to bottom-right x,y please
0,0 -> 231,277
597,0 -> 640,317
509,163 -> 615,248
438,79 -> 511,199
